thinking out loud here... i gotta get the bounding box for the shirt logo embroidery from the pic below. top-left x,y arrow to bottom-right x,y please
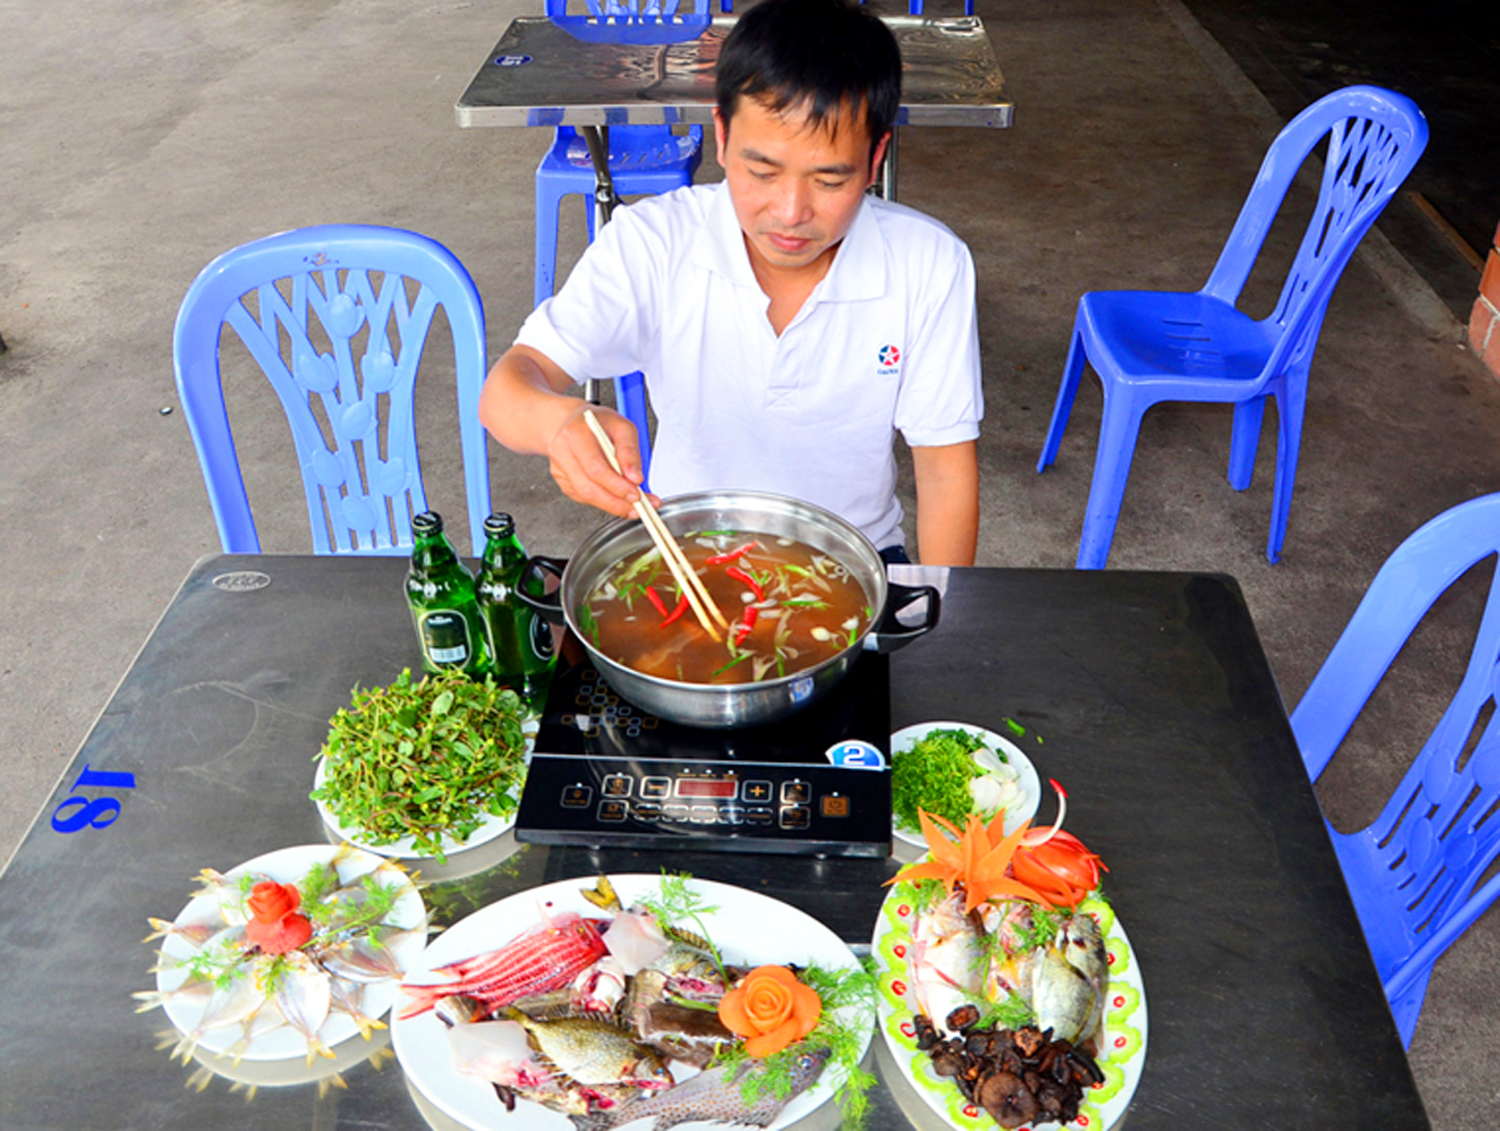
878,344 -> 901,366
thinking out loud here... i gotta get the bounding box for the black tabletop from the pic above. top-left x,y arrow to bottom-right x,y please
0,555 -> 1428,1129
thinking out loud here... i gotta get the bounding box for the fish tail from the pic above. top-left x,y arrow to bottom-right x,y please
303,1033 -> 336,1065
581,874 -> 622,912
131,989 -> 172,1013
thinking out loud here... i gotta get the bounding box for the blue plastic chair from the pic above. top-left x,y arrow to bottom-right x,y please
538,1 -> 709,482
174,225 -> 491,556
1036,86 -> 1428,568
1290,493 -> 1500,1047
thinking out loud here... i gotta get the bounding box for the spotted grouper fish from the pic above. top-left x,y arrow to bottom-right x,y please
568,1046 -> 831,1131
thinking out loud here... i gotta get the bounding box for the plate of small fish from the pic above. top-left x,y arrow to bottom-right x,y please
871,796 -> 1146,1131
137,844 -> 428,1064
391,873 -> 875,1131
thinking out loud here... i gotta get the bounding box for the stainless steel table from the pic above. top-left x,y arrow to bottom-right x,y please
0,555 -> 1429,1128
455,12 -> 1012,202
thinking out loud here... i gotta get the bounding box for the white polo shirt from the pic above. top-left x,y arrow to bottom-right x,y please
516,182 -> 982,550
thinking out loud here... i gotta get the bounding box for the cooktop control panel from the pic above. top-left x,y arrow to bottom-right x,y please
515,753 -> 891,857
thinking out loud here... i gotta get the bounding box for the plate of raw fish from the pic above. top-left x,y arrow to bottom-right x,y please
872,794 -> 1147,1129
391,873 -> 874,1131
137,844 -> 428,1063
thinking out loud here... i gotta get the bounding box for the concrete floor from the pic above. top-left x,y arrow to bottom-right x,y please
3,0 -> 1500,1125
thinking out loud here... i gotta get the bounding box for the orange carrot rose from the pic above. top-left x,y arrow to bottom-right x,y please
717,965 -> 822,1058
245,881 -> 312,954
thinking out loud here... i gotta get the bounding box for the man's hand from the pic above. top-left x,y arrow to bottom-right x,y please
912,441 -> 979,566
479,344 -> 651,519
547,402 -> 648,518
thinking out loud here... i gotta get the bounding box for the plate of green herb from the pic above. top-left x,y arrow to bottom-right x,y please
311,669 -> 536,862
890,723 -> 1041,849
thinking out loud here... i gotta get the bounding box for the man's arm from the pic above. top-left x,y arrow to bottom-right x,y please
911,440 -> 979,566
478,344 -> 646,519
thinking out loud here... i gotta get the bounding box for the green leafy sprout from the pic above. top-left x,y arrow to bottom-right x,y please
310,669 -> 531,862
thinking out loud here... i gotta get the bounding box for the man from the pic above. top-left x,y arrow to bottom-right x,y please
479,0 -> 982,565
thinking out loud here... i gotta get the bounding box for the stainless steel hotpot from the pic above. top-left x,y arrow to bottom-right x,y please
519,490 -> 940,729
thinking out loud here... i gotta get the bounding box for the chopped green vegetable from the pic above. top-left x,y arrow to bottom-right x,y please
310,669 -> 530,861
890,728 -> 996,832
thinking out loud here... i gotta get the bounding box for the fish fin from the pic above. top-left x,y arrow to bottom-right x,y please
659,923 -> 714,953
581,875 -> 621,912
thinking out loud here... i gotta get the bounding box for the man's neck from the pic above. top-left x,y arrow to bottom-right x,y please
744,238 -> 841,337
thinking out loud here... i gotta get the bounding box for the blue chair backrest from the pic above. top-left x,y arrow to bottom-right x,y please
1291,493 -> 1500,1001
545,0 -> 712,42
1203,86 -> 1427,385
173,225 -> 491,556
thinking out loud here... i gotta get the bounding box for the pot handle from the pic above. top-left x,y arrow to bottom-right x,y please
517,555 -> 569,625
865,581 -> 941,654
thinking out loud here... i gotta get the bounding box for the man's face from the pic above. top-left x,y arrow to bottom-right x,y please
714,96 -> 889,279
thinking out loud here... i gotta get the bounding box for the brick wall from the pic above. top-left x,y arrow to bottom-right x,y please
1472,220 -> 1500,376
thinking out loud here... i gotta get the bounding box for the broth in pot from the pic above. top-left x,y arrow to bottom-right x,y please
578,531 -> 873,685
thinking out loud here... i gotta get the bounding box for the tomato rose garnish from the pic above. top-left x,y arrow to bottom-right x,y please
244,881 -> 313,954
717,965 -> 822,1057
247,881 -> 301,923
1012,829 -> 1108,910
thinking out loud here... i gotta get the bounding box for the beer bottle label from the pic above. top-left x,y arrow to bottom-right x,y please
527,612 -> 555,663
419,609 -> 472,666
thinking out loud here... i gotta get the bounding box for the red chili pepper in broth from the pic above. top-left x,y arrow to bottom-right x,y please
660,594 -> 689,627
645,586 -> 669,618
724,566 -> 765,602
734,606 -> 759,646
706,542 -> 758,566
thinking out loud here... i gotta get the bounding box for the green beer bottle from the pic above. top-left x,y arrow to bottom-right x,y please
406,512 -> 489,675
476,512 -> 556,706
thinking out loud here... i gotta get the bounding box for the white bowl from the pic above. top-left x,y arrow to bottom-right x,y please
890,721 -> 1042,849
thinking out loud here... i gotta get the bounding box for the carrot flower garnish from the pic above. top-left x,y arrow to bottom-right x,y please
718,965 -> 822,1057
887,810 -> 1052,913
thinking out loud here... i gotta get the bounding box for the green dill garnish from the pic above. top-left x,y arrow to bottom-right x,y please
640,873 -> 726,981
890,728 -> 992,832
715,962 -> 877,1128
891,877 -> 947,914
1009,903 -> 1066,954
976,990 -> 1034,1031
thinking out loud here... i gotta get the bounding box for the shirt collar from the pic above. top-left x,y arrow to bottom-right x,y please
693,182 -> 887,302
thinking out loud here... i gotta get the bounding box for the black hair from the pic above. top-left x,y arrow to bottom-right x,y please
715,0 -> 902,160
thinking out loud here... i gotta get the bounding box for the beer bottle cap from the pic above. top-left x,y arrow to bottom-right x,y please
484,513 -> 516,537
412,512 -> 444,534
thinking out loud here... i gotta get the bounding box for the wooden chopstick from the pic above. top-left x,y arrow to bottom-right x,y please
582,411 -> 728,640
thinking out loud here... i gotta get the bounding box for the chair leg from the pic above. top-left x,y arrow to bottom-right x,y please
1037,325 -> 1088,473
1077,392 -> 1149,570
1266,384 -> 1306,564
1227,396 -> 1265,491
615,372 -> 653,490
1385,963 -> 1433,1050
535,182 -> 564,307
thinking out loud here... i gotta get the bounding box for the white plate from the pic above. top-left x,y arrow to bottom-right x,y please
312,719 -> 536,859
890,722 -> 1042,849
155,844 -> 427,1062
392,874 -> 873,1131
872,887 -> 1148,1130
